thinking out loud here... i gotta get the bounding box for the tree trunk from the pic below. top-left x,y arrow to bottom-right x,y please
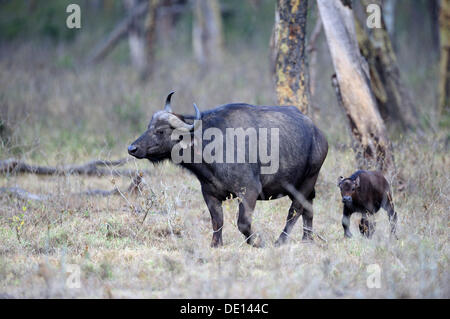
356,0 -> 420,132
144,0 -> 160,78
439,0 -> 450,117
192,0 -> 223,68
317,0 -> 395,173
307,17 -> 322,100
158,0 -> 176,49
273,0 -> 310,114
123,0 -> 149,77
383,0 -> 396,43
269,7 -> 280,76
428,0 -> 440,52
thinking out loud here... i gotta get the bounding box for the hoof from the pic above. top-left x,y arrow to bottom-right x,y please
210,239 -> 223,248
274,234 -> 288,247
247,234 -> 265,248
252,237 -> 265,248
274,239 -> 285,247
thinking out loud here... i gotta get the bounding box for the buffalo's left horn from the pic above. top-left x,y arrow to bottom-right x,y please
164,91 -> 175,112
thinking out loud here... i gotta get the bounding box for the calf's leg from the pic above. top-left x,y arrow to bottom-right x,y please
342,206 -> 353,238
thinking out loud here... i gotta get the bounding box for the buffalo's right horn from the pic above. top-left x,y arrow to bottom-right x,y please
164,91 -> 175,112
193,103 -> 201,120
165,102 -> 202,132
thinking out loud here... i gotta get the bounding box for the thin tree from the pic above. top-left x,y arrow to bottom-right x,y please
192,0 -> 223,68
439,0 -> 450,117
145,0 -> 160,78
273,0 -> 310,114
317,0 -> 395,173
123,0 -> 148,76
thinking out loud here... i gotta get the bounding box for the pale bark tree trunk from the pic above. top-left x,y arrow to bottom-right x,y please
307,17 -> 323,121
269,7 -> 280,76
158,0 -> 176,49
273,0 -> 310,115
383,0 -> 396,43
439,0 -> 450,116
192,0 -> 223,68
317,0 -> 395,173
308,17 -> 322,100
124,0 -> 148,76
144,0 -> 160,78
122,0 -> 160,80
356,0 -> 421,131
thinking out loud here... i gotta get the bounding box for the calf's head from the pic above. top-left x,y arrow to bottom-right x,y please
128,92 -> 201,162
337,175 -> 360,205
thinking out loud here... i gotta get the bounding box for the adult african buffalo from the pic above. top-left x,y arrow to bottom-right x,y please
128,92 -> 328,247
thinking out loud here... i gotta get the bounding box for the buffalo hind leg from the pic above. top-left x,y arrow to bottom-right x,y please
275,200 -> 303,246
359,213 -> 376,238
237,189 -> 263,248
277,174 -> 318,245
202,191 -> 224,247
299,175 -> 319,241
301,193 -> 314,241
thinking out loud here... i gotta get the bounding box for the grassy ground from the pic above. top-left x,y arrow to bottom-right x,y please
0,42 -> 448,298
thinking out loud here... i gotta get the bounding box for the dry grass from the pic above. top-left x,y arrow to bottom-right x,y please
0,42 -> 448,298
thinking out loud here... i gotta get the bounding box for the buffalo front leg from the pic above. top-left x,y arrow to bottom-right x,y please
237,189 -> 263,247
202,191 -> 224,247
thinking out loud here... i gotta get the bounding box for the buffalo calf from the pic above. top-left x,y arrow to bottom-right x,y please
337,170 -> 398,239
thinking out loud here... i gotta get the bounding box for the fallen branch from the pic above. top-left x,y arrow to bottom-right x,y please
0,158 -> 148,177
0,187 -> 49,202
0,175 -> 144,202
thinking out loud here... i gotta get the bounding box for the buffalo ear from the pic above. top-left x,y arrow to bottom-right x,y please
337,176 -> 344,187
355,176 -> 360,188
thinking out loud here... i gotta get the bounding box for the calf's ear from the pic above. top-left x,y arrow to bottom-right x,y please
337,176 -> 344,187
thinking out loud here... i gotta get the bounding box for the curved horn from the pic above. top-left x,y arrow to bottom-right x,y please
164,91 -> 175,112
191,103 -> 202,131
165,103 -> 201,132
193,103 -> 201,120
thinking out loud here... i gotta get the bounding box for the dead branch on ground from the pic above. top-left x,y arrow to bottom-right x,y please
0,174 -> 144,202
0,157 -> 149,177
